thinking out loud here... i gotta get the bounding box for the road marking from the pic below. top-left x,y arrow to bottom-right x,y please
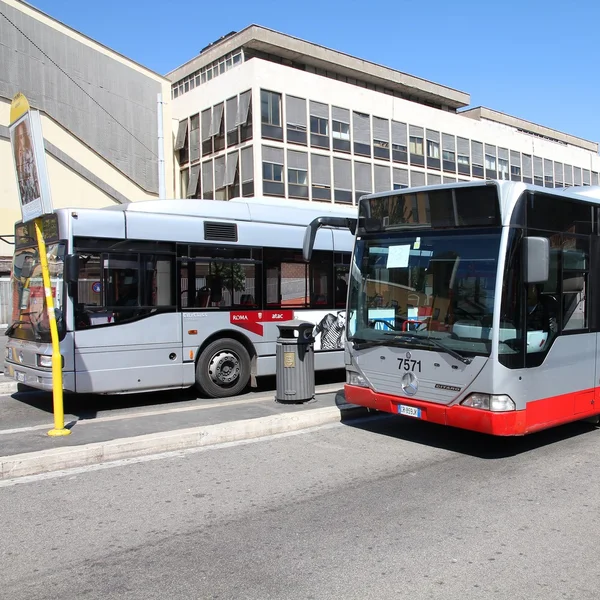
0,383 -> 344,436
0,422 -> 344,487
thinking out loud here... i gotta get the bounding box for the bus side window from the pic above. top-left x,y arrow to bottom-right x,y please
310,251 -> 332,308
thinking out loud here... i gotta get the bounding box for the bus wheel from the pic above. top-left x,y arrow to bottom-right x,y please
195,338 -> 251,398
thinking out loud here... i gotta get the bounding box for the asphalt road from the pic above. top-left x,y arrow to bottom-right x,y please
2,414 -> 600,599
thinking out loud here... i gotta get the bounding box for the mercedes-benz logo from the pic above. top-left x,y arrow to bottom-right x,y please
401,371 -> 418,396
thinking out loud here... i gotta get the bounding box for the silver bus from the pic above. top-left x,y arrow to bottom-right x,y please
304,180 -> 599,436
3,197 -> 355,398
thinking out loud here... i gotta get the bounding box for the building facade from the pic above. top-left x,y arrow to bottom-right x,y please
0,0 -> 174,271
167,26 -> 599,208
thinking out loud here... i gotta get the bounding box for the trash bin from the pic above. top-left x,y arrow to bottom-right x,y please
275,320 -> 315,403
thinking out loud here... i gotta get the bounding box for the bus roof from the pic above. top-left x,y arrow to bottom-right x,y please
101,197 -> 358,228
359,180 -> 600,226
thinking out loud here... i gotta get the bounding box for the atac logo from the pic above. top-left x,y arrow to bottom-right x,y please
272,313 -> 284,319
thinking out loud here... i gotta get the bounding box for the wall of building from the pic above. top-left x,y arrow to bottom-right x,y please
0,0 -> 175,267
172,57 -> 600,206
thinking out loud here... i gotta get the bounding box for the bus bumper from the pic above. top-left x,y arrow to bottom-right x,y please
3,362 -> 75,393
344,384 -> 526,436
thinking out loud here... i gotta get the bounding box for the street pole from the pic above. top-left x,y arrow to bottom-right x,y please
33,217 -> 69,436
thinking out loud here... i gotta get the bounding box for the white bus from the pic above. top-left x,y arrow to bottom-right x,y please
3,198 -> 355,398
304,180 -> 599,436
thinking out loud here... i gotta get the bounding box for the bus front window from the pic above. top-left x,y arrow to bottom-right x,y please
348,229 -> 502,359
8,243 -> 66,342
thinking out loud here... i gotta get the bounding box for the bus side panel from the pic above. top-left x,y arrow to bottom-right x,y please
492,334 -> 598,433
74,313 -> 184,393
523,334 -> 597,430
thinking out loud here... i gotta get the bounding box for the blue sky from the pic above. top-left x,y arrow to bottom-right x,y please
25,0 -> 600,144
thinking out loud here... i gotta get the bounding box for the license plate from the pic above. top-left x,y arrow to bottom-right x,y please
398,404 -> 421,418
15,371 -> 25,383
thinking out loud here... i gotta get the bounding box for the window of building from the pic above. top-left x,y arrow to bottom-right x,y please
522,154 -> 533,184
510,151 -> 521,182
374,164 -> 390,192
224,151 -> 240,199
471,141 -> 484,178
262,146 -> 284,197
261,90 -> 283,141
189,114 -> 200,162
201,109 -> 212,156
393,167 -> 409,190
457,137 -> 470,176
226,96 -> 239,147
288,149 -> 309,199
180,168 -> 189,198
238,90 -> 253,143
310,101 -> 329,150
373,117 -> 390,160
212,103 -> 225,152
544,159 -> 554,188
353,111 -> 371,157
442,133 -> 455,173
533,156 -> 543,187
188,164 -> 201,199
392,121 -> 408,164
409,126 -> 424,167
286,96 -> 307,145
175,119 -> 189,164
426,131 -> 440,170
332,107 -> 351,153
354,161 -> 372,203
333,157 -> 352,204
201,160 -> 213,199
311,153 -> 331,201
241,146 -> 254,197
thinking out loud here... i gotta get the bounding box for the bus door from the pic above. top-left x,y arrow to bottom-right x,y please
73,252 -> 183,394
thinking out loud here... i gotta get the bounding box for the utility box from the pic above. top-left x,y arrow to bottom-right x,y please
275,320 -> 315,403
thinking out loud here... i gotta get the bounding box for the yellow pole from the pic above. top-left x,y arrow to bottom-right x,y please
34,217 -> 70,436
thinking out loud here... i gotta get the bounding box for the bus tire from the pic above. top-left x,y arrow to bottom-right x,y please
195,338 -> 251,398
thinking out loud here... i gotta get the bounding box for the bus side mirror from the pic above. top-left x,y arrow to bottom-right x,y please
65,254 -> 80,284
523,237 -> 549,283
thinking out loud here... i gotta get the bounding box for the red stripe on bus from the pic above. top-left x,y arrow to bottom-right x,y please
345,385 -> 600,436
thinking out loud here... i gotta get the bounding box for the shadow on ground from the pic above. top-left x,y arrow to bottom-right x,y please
8,369 -> 346,424
342,408 -> 600,459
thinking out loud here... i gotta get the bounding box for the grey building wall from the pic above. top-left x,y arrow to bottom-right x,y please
0,0 -> 161,193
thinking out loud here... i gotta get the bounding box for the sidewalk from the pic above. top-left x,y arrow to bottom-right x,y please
0,381 -> 373,481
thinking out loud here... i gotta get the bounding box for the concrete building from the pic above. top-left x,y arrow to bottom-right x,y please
167,25 -> 599,208
0,0 -> 174,272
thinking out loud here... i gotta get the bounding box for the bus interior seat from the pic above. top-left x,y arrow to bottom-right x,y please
240,294 -> 255,306
196,287 -> 211,307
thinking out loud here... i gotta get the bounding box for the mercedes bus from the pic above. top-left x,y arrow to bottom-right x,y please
304,180 -> 599,436
3,197 -> 354,398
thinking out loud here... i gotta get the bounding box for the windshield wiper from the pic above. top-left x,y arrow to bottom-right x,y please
381,332 -> 472,364
5,319 -> 29,336
5,313 -> 41,339
422,338 -> 472,364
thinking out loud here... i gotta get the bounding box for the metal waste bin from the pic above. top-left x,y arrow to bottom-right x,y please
275,320 -> 315,403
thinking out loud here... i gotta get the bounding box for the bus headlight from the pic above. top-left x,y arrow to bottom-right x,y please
36,354 -> 53,368
461,393 -> 516,412
347,371 -> 369,388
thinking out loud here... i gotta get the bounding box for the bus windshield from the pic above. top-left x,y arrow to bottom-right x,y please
7,243 -> 65,342
347,229 -> 502,358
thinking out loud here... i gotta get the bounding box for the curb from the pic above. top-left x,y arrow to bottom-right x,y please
0,403 -> 370,480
